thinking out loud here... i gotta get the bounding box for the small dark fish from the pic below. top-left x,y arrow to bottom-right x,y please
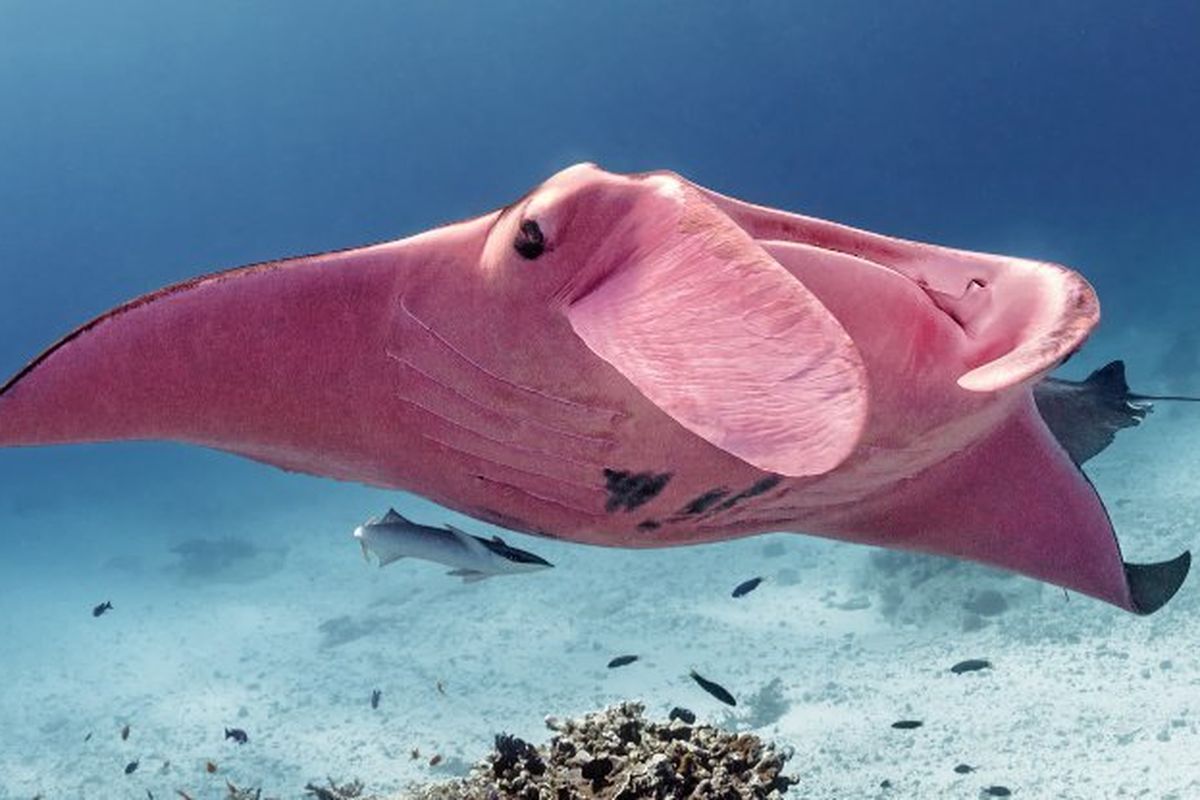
954,763 -> 976,774
668,707 -> 696,724
731,577 -> 763,598
950,659 -> 992,674
436,680 -> 446,695
410,748 -> 421,760
371,689 -> 382,709
205,760 -> 218,774
224,727 -> 248,745
147,791 -> 155,800
176,791 -> 195,800
607,654 -> 639,669
429,754 -> 442,767
223,780 -> 253,798
689,670 -> 736,706
983,788 -> 1012,798
93,601 -> 114,618
121,723 -> 130,741
84,732 -> 92,742
891,720 -> 923,729
124,759 -> 139,775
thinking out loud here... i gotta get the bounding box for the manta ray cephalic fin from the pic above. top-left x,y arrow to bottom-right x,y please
564,179 -> 868,478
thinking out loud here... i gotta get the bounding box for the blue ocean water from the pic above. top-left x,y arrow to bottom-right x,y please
1,2 -> 1198,797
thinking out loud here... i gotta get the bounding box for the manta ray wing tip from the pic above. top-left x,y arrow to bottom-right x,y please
1124,550 -> 1191,615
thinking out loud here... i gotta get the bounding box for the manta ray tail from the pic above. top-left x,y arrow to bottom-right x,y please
1034,360 -> 1200,466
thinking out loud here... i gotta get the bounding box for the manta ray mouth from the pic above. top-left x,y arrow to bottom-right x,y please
690,178 -> 1099,393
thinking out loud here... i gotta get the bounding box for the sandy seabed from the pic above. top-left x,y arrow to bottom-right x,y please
1,335 -> 1198,800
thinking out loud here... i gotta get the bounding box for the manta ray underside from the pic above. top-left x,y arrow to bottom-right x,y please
0,164 -> 1191,613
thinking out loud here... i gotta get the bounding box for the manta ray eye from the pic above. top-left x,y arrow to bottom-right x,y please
513,219 -> 546,259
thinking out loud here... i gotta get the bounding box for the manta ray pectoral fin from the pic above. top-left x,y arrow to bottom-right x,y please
564,177 -> 868,478
376,552 -> 406,567
865,401 -> 1189,614
0,235 -> 436,469
1124,552 -> 1192,615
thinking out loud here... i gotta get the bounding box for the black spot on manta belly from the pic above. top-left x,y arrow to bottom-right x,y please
681,488 -> 730,515
637,519 -> 661,531
742,474 -> 784,499
602,468 -> 672,512
714,474 -> 783,512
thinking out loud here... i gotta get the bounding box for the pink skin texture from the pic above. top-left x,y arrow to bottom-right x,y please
0,163 -> 1182,613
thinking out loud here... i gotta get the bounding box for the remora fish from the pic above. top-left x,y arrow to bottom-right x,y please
353,509 -> 553,582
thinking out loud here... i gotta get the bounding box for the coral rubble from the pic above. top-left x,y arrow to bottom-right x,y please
403,701 -> 796,799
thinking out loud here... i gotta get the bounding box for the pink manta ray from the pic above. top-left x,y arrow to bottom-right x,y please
0,163 -> 1190,613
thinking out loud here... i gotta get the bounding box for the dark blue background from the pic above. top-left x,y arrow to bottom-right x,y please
1,0 -> 1198,511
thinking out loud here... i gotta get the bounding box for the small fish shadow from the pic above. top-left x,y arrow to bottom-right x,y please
166,536 -> 286,584
317,614 -> 401,648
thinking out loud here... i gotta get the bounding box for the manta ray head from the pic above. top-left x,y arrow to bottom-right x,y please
470,162 -> 872,477
478,163 -> 686,305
